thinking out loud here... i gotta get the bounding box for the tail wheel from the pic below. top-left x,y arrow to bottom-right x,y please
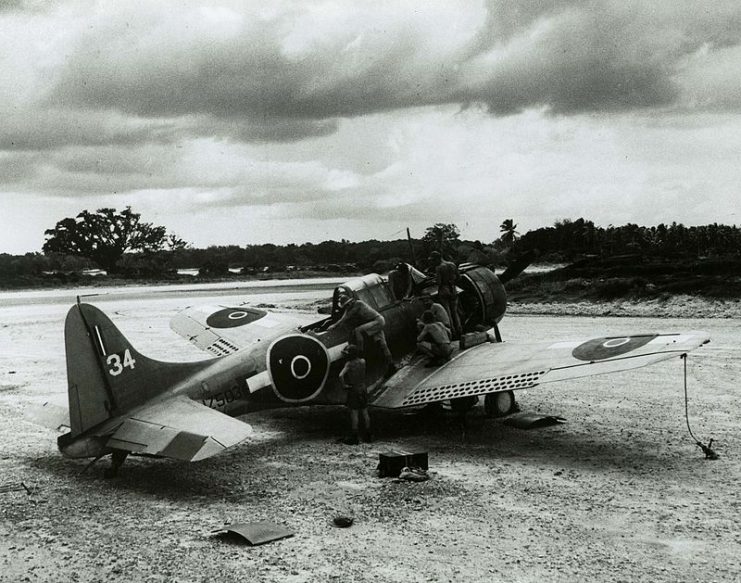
484,391 -> 516,418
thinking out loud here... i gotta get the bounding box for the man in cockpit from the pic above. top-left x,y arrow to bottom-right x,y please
328,293 -> 393,368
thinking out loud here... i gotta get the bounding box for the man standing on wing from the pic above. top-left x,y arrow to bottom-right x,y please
429,251 -> 462,339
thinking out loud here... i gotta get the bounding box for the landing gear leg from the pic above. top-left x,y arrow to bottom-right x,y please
450,396 -> 479,441
104,450 -> 128,479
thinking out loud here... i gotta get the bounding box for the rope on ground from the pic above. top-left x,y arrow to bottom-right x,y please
681,353 -> 719,460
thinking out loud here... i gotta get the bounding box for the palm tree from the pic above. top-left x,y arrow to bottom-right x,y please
499,219 -> 520,249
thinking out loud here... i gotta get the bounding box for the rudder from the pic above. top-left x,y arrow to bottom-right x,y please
64,303 -> 212,438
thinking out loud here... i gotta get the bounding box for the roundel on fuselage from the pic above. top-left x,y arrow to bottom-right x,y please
572,335 -> 657,361
267,334 -> 330,403
206,307 -> 268,328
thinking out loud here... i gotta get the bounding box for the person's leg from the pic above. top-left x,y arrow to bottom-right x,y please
356,319 -> 383,353
449,295 -> 462,338
377,334 -> 393,364
417,341 -> 434,357
361,408 -> 372,442
352,328 -> 365,352
344,409 -> 360,445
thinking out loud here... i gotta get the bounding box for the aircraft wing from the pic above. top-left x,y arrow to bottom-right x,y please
371,331 -> 710,409
104,397 -> 253,461
170,304 -> 317,356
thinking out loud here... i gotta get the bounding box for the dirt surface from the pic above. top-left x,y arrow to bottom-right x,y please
0,283 -> 739,582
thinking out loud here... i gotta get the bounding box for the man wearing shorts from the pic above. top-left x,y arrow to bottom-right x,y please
338,344 -> 371,445
429,251 -> 462,339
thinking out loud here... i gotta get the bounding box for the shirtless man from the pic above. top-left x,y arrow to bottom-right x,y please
429,251 -> 462,338
338,344 -> 371,444
419,295 -> 450,333
388,262 -> 413,301
416,310 -> 453,366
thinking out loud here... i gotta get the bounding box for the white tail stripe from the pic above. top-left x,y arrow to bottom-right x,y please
94,325 -> 107,356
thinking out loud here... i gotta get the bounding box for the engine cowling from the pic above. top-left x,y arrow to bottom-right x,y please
457,265 -> 507,330
267,334 -> 330,403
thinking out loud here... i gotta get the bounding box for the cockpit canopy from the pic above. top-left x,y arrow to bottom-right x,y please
331,274 -> 392,318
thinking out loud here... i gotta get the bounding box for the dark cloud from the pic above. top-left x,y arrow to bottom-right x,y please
0,110 -> 178,151
48,12 -> 430,121
0,151 -> 41,184
0,0 -> 23,13
45,0 -> 741,131
193,116 -> 339,143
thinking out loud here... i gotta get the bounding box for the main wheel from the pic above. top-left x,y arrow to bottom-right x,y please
484,391 -> 516,417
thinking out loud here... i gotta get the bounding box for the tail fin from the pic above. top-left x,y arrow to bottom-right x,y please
64,303 -> 212,438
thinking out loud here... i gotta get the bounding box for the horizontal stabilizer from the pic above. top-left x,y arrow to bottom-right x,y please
106,397 -> 253,461
171,305 -> 315,356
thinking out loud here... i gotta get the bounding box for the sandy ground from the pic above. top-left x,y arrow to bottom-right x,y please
0,282 -> 739,583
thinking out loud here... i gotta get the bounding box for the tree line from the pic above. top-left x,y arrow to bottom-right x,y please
516,218 -> 741,261
1,208 -> 739,285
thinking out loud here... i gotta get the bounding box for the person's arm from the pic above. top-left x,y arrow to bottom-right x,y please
339,362 -> 350,386
417,325 -> 429,343
429,323 -> 450,344
328,304 -> 352,330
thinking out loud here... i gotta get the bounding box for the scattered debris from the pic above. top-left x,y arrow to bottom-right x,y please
398,467 -> 429,482
211,521 -> 294,546
332,515 -> 354,528
378,450 -> 428,478
0,482 -> 36,496
503,412 -> 566,429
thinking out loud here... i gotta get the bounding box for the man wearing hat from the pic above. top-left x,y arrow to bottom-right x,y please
429,251 -> 462,338
328,294 -> 393,369
338,344 -> 371,444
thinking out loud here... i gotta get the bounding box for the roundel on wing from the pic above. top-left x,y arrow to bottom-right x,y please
572,335 -> 658,361
267,335 -> 330,403
206,307 -> 267,328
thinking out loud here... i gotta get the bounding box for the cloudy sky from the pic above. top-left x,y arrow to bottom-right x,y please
1,0 -> 740,253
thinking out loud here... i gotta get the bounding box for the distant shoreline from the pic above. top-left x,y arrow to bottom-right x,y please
2,265 -> 739,319
507,295 -> 741,319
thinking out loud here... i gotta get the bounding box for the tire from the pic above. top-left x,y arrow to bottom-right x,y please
484,391 -> 516,418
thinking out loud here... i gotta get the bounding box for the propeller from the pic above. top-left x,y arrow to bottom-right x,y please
498,250 -> 536,284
